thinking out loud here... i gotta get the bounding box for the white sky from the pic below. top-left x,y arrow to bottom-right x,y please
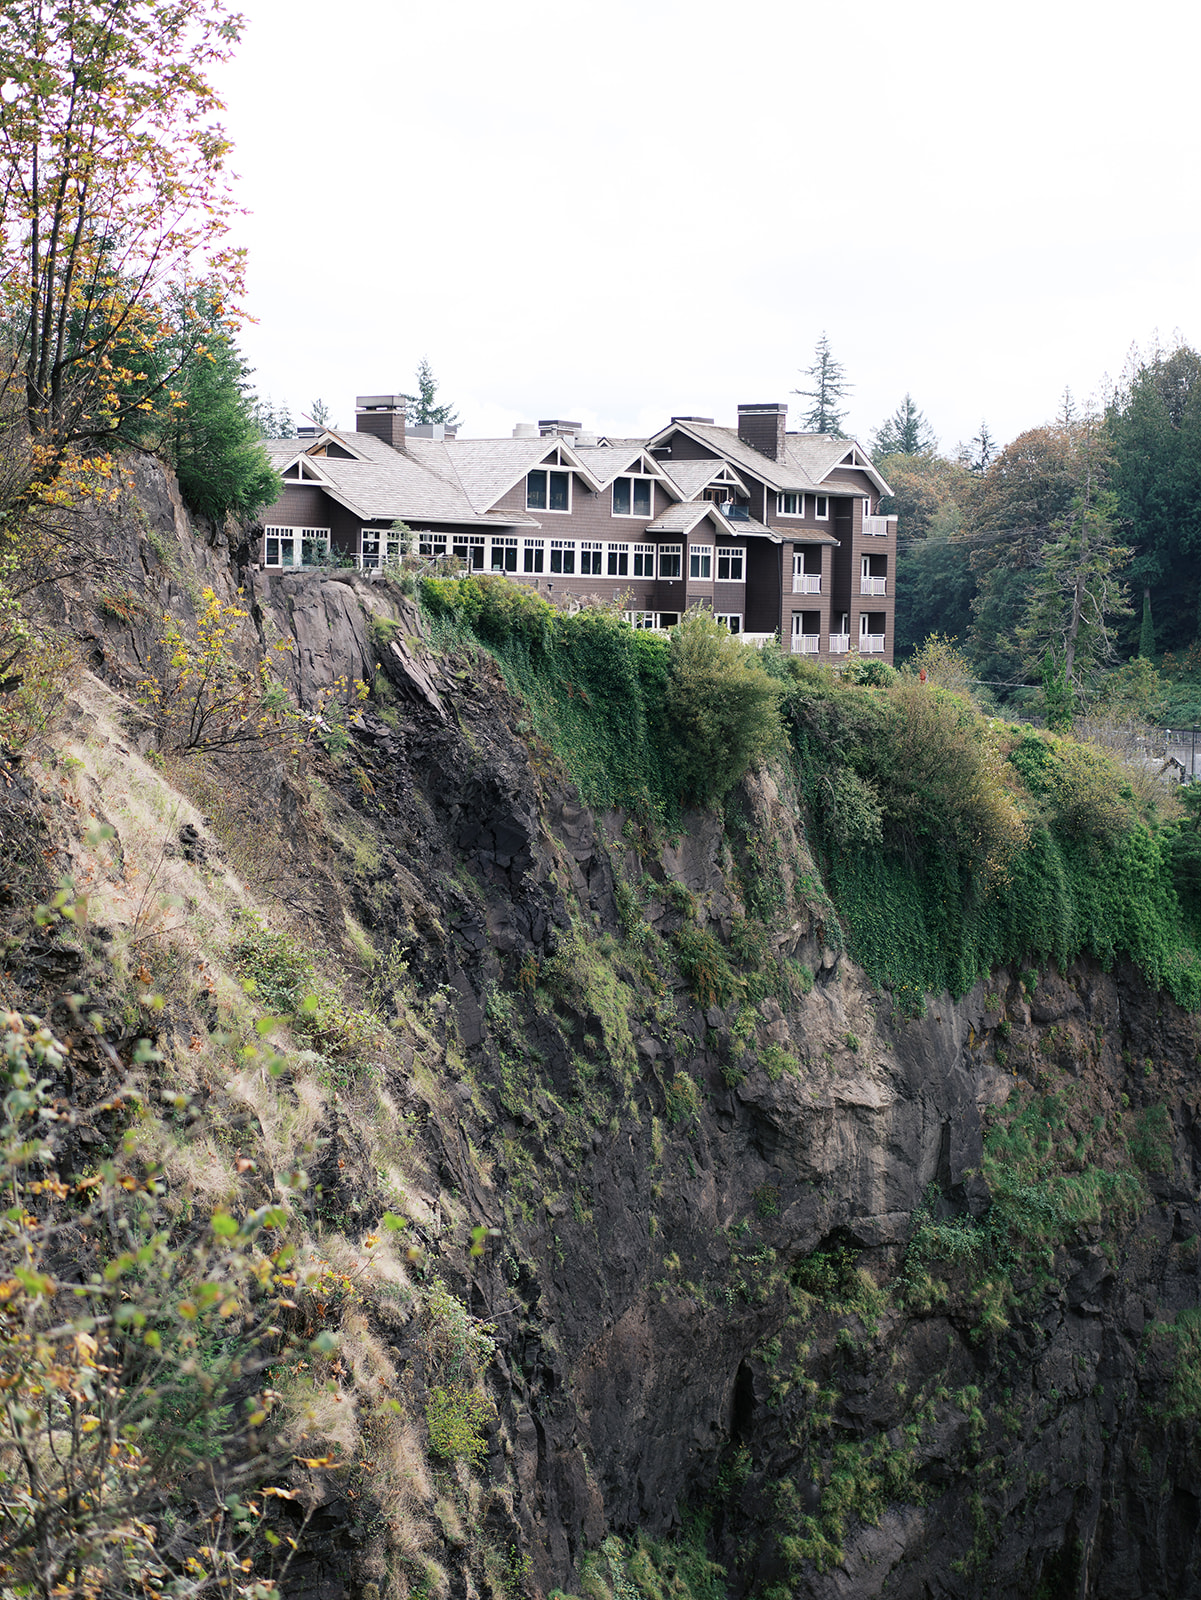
215,0 -> 1201,453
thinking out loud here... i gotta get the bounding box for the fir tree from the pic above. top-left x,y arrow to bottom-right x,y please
793,333 -> 851,435
172,322 -> 281,522
403,358 -> 460,427
871,393 -> 937,457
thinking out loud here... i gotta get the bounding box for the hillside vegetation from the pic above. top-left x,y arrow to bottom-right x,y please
420,577 -> 1201,1014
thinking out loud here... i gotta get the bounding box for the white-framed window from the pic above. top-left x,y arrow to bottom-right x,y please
264,526 -> 330,568
624,611 -> 680,630
777,493 -> 804,517
361,527 -> 405,569
606,542 -> 630,577
580,540 -> 604,576
689,545 -> 713,580
632,543 -> 656,577
658,544 -> 682,579
490,535 -> 518,572
527,468 -> 571,513
418,531 -> 447,558
715,613 -> 742,634
863,498 -> 872,519
612,476 -> 653,517
814,495 -> 829,519
550,538 -> 576,574
452,533 -> 486,569
523,537 -> 545,573
716,547 -> 744,582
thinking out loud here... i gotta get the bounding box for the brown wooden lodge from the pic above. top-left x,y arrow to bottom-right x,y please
257,397 -> 897,663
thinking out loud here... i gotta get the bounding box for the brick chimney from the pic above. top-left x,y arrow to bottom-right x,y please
356,394 -> 406,450
737,402 -> 787,461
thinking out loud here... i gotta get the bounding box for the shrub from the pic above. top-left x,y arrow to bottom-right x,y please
675,926 -> 742,1008
664,614 -> 785,805
665,1071 -> 702,1127
425,1385 -> 494,1465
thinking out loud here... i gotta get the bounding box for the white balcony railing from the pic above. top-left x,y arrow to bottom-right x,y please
862,516 -> 891,538
859,576 -> 887,595
791,633 -> 822,655
829,633 -> 850,654
792,574 -> 822,594
860,634 -> 886,653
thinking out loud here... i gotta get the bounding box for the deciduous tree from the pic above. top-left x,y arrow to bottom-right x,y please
0,0 -> 246,459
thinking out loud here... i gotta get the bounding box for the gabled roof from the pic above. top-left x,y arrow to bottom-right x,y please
660,458 -> 751,500
783,435 -> 892,496
572,442 -> 673,490
645,419 -> 892,497
644,502 -> 726,537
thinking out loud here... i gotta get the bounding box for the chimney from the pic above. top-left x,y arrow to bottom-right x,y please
512,423 -> 538,439
737,402 -> 787,461
356,394 -> 406,450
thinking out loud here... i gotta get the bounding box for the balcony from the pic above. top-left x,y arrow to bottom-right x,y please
791,633 -> 821,655
859,576 -> 887,596
862,516 -> 891,537
860,634 -> 886,654
829,633 -> 850,654
792,573 -> 822,594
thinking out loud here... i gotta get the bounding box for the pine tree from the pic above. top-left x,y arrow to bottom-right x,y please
871,394 -> 937,457
403,358 -> 460,427
793,334 -> 851,435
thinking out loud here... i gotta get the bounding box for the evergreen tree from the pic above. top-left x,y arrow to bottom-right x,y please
403,357 -> 460,427
309,398 -> 334,426
1017,418 -> 1131,693
793,333 -> 851,435
172,319 -> 281,522
250,396 -> 294,438
871,393 -> 937,457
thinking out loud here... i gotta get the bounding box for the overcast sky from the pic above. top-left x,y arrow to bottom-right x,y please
215,0 -> 1201,453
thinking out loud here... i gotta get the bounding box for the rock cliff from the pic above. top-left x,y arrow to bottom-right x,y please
4,457 -> 1200,1600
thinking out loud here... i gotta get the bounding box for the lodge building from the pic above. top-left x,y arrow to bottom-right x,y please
257,397 -> 897,663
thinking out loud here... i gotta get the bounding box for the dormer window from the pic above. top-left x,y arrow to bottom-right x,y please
612,476 -> 653,517
527,469 -> 571,513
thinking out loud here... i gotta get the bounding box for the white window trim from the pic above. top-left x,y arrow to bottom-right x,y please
624,611 -> 681,631
526,467 -> 573,515
579,540 -> 604,576
360,526 -> 405,570
606,541 -> 630,577
658,543 -> 683,580
689,544 -> 713,580
715,612 -> 743,633
549,537 -> 577,575
716,547 -> 745,583
776,493 -> 805,517
632,542 -> 656,578
522,537 -> 545,573
814,495 -> 829,519
611,475 -> 655,518
490,535 -> 519,572
263,526 -> 331,568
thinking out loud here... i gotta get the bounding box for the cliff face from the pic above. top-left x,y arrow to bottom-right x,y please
5,459 -> 1201,1600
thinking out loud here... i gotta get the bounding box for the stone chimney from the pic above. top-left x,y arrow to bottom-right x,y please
737,402 -> 787,461
356,394 -> 406,450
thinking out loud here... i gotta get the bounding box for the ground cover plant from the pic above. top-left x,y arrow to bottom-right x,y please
418,579 -> 783,820
786,663 -> 1201,1011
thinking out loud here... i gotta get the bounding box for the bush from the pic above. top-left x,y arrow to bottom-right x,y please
663,614 -> 785,805
425,1385 -> 494,1465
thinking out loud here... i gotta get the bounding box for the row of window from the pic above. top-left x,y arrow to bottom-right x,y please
417,531 -> 746,581
527,471 -> 656,518
264,526 -> 331,567
626,612 -> 745,633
